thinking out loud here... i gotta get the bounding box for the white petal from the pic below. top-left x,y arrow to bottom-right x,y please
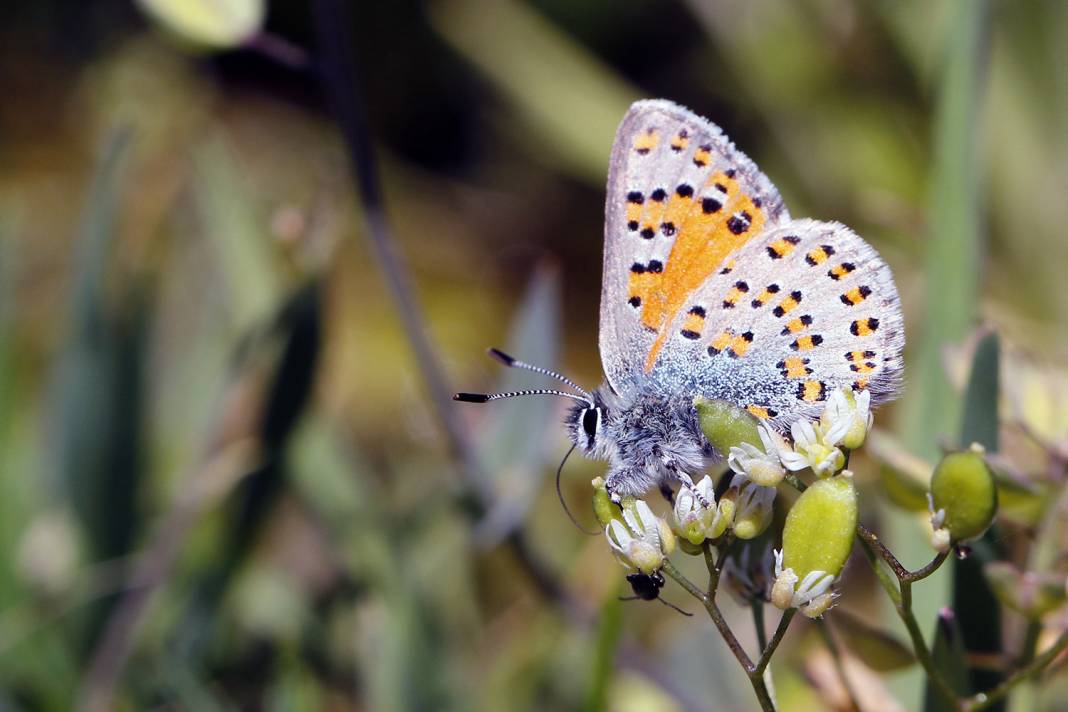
758,424 -> 781,456
779,450 -> 810,471
607,521 -> 631,553
695,475 -> 716,503
634,500 -> 658,532
791,419 -> 818,447
823,417 -> 850,449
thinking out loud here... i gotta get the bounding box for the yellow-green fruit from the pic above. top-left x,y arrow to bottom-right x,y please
782,474 -> 858,580
930,449 -> 997,541
695,398 -> 763,456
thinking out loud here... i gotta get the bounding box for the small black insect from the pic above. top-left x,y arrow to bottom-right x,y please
620,571 -> 692,616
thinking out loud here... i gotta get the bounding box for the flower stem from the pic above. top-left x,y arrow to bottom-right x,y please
661,558 -> 780,711
856,535 -> 959,709
756,609 -> 795,675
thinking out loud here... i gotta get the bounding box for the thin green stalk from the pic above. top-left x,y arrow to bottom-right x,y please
857,537 -> 959,709
661,558 -> 778,712
756,610 -> 796,675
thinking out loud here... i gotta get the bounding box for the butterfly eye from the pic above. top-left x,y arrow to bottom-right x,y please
582,407 -> 601,440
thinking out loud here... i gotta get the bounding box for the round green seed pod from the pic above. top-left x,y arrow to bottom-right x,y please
694,398 -> 763,456
782,473 -> 858,581
930,447 -> 997,542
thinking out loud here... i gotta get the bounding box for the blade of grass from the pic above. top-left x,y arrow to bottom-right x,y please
897,0 -> 990,459
428,0 -> 638,184
888,2 -> 990,705
955,331 -> 1004,706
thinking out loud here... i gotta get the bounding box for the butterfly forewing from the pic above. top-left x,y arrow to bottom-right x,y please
649,218 -> 905,426
600,100 -> 790,394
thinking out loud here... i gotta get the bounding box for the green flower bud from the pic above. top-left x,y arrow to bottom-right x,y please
726,478 -> 776,540
984,562 -> 1068,620
591,477 -> 621,529
695,398 -> 763,457
929,444 -> 998,543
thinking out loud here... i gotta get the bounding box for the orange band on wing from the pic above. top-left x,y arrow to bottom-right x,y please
625,171 -> 766,372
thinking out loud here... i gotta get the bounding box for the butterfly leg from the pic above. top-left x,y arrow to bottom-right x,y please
659,455 -> 712,509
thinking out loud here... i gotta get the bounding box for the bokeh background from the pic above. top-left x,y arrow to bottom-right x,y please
2,0 -> 1067,710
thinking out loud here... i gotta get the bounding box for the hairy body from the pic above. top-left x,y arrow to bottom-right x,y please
567,383 -> 713,500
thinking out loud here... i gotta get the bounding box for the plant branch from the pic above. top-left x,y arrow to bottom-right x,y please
662,559 -> 755,672
756,609 -> 795,674
962,627 -> 1068,712
662,558 -> 786,711
857,535 -> 959,709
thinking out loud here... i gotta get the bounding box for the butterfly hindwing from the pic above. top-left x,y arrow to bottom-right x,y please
600,100 -> 790,394
648,218 -> 905,426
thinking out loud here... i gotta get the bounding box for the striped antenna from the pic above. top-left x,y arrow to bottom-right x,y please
487,348 -> 593,401
453,389 -> 592,406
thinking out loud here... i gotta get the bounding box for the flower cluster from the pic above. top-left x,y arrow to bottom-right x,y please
596,387 -> 872,612
727,387 -> 870,485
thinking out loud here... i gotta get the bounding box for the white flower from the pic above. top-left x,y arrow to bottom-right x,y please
821,388 -> 873,450
673,476 -> 725,544
728,424 -> 786,487
729,474 -> 777,540
928,492 -> 951,553
779,418 -> 846,478
606,500 -> 673,574
771,549 -> 838,617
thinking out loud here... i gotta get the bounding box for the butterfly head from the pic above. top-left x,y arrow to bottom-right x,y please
566,394 -> 609,456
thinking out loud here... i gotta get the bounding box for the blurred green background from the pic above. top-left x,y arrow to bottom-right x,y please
2,0 -> 1067,710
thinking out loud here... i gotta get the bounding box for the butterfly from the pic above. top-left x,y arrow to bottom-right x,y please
456,100 -> 904,502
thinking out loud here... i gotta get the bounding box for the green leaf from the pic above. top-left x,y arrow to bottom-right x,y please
582,587 -> 623,712
833,609 -> 916,672
897,0 -> 990,458
924,609 -> 969,712
960,332 -> 1000,451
